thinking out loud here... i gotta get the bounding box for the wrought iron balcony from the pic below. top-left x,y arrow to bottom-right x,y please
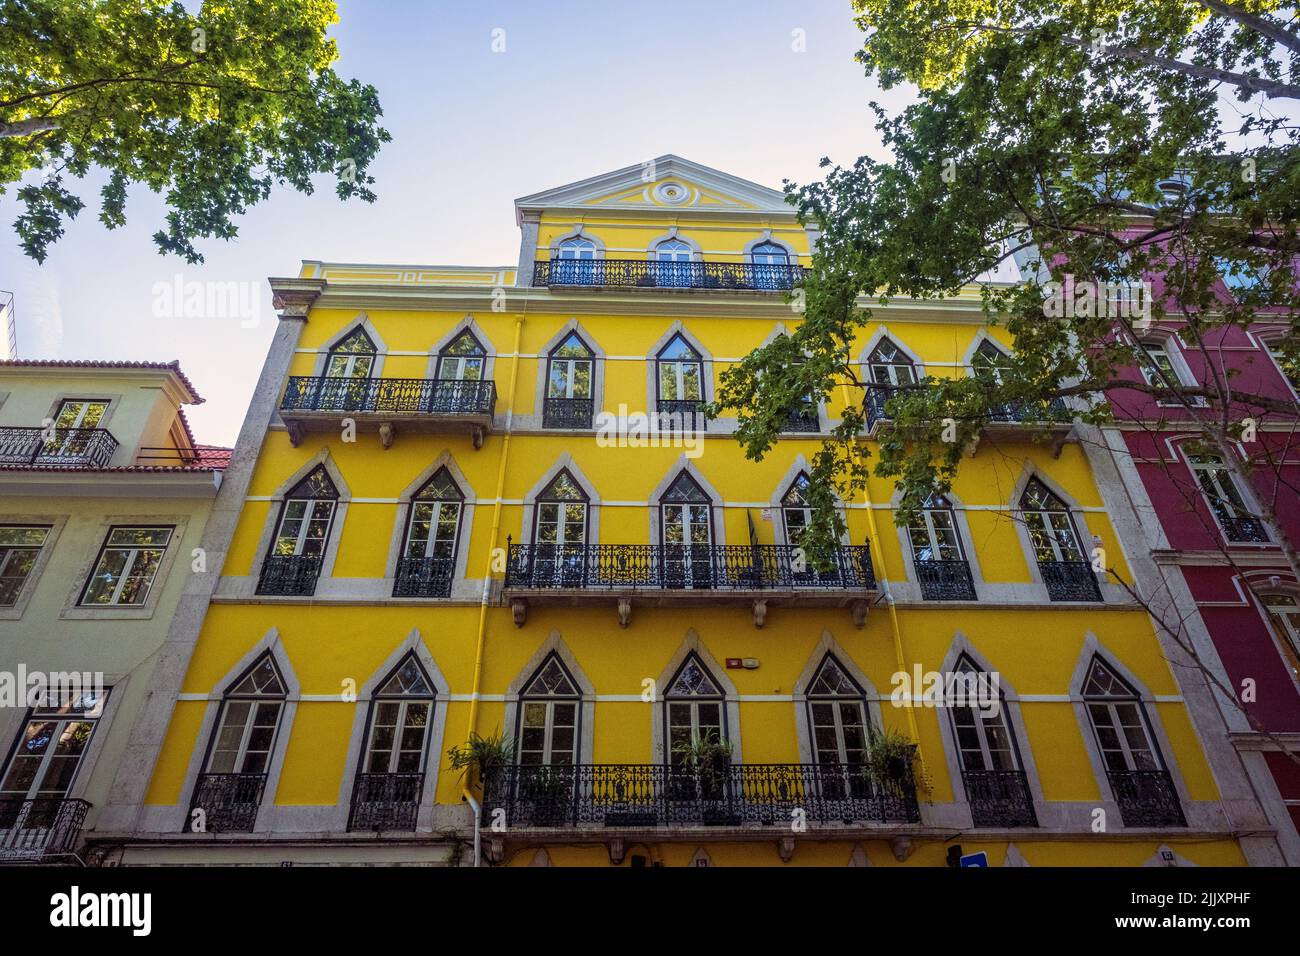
347,772 -> 424,832
865,384 -> 909,431
482,762 -> 920,830
393,556 -> 455,598
0,427 -> 118,468
1039,559 -> 1103,602
542,396 -> 594,429
505,543 -> 875,592
783,405 -> 820,433
961,770 -> 1038,828
656,400 -> 707,432
0,797 -> 91,861
534,259 -> 806,292
256,553 -> 323,596
915,559 -> 978,601
188,773 -> 267,833
1107,769 -> 1186,828
279,377 -> 496,448
1219,513 -> 1269,544
986,397 -> 1070,424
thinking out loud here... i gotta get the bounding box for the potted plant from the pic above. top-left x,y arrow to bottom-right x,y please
672,732 -> 735,820
446,729 -> 515,796
864,727 -> 918,790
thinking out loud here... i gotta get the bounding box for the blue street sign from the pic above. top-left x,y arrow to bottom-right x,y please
959,851 -> 989,868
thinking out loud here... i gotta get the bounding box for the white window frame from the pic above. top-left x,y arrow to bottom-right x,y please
273,498 -> 336,557
1186,452 -> 1265,542
362,699 -> 433,775
79,526 -> 173,607
0,695 -> 108,800
0,526 -> 50,608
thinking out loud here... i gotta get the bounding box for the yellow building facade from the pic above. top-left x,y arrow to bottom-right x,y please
105,157 -> 1282,866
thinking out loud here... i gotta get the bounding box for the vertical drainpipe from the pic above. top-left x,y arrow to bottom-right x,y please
461,311 -> 525,864
838,379 -> 930,789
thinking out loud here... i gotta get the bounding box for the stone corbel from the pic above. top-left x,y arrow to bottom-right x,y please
617,598 -> 632,629
378,422 -> 396,449
777,836 -> 796,864
607,838 -> 626,866
284,421 -> 304,448
752,599 -> 768,629
851,599 -> 870,629
485,836 -> 505,865
1050,427 -> 1073,458
472,426 -> 485,450
510,598 -> 528,628
890,837 -> 914,862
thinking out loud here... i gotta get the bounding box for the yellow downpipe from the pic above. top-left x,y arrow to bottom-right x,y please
462,313 -> 524,804
838,380 -> 930,791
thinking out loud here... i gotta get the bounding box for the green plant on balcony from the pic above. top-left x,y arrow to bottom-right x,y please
864,727 -> 917,789
672,731 -> 734,801
446,729 -> 515,793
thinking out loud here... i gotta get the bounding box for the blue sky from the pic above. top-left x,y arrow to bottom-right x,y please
0,0 -> 895,444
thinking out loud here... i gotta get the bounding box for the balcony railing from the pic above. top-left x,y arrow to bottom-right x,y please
256,554 -> 323,596
961,770 -> 1038,828
865,384 -> 907,431
0,427 -> 118,468
534,259 -> 806,292
1039,559 -> 1103,602
0,797 -> 91,861
915,560 -> 978,601
280,377 -> 496,418
188,773 -> 267,833
1219,513 -> 1269,544
347,772 -> 424,832
482,763 -> 920,829
783,406 -> 820,433
393,556 -> 455,598
504,543 -> 875,592
657,400 -> 707,432
986,397 -> 1070,424
1107,769 -> 1186,828
542,397 -> 594,429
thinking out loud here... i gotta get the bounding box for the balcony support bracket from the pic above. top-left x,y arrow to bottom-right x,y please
284,421 -> 303,448
378,422 -> 395,450
778,836 -> 796,864
617,598 -> 632,629
752,599 -> 767,629
851,599 -> 870,629
472,426 -> 484,450
890,837 -> 914,862
510,598 -> 528,628
963,435 -> 980,458
485,836 -> 505,865
607,838 -> 626,866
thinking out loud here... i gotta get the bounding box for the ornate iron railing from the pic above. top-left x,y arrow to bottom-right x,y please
656,400 -> 707,432
961,770 -> 1038,828
188,773 -> 267,833
0,427 -> 118,468
865,384 -> 909,430
256,554 -> 323,596
393,556 -> 455,598
1219,514 -> 1269,544
542,396 -> 594,429
482,762 -> 919,829
987,397 -> 1070,424
505,542 -> 875,592
783,406 -> 820,433
0,797 -> 91,861
535,259 -> 806,292
1039,559 -> 1103,601
280,376 -> 496,417
347,772 -> 424,832
915,559 -> 978,601
1107,769 -> 1186,828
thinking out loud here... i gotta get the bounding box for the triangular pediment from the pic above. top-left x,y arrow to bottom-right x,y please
515,155 -> 792,217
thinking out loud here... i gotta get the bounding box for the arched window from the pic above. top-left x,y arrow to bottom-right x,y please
1187,453 -> 1268,543
653,237 -> 694,288
1081,656 -> 1183,827
349,654 -> 435,831
517,654 -> 580,766
325,327 -> 377,379
781,473 -> 813,547
554,236 -> 599,284
1019,478 -> 1100,602
544,332 -> 595,429
655,335 -> 705,425
749,240 -> 789,266
909,495 -> 976,600
971,339 -> 1011,384
806,655 -> 870,767
395,468 -> 463,598
660,472 -> 713,589
531,470 -> 589,586
1261,593 -> 1300,679
664,654 -> 726,764
259,467 -> 339,595
949,655 -> 1035,826
193,653 -> 286,831
867,338 -> 918,387
437,330 -> 486,382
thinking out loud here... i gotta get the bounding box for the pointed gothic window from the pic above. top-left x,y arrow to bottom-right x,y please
204,654 -> 286,776
517,655 -> 580,766
665,654 -> 725,763
437,330 -> 486,382
806,655 -> 870,766
866,338 -> 918,387
544,332 -> 595,428
325,327 -> 377,379
362,654 -> 435,775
